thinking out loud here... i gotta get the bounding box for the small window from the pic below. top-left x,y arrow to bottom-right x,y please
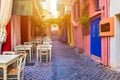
96,0 -> 99,10
78,4 -> 80,17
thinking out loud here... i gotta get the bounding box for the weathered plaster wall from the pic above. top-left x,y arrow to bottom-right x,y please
11,16 -> 21,50
110,0 -> 120,69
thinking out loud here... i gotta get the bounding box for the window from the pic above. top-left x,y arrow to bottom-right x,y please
78,4 -> 80,17
96,0 -> 99,10
74,5 -> 76,19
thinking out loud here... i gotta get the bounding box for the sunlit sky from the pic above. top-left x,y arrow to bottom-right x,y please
50,0 -> 58,18
41,0 -> 58,18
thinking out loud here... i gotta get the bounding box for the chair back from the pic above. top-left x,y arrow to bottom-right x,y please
38,44 -> 52,50
2,51 -> 16,55
24,42 -> 31,45
43,41 -> 50,45
15,45 -> 26,55
43,37 -> 51,41
43,36 -> 52,44
19,53 -> 27,72
37,39 -> 42,44
18,53 -> 27,79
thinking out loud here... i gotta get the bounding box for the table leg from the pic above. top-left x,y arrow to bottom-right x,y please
30,49 -> 31,61
49,48 -> 51,61
3,66 -> 7,80
37,48 -> 38,61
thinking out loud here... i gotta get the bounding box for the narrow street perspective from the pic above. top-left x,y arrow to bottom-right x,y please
1,0 -> 120,80
24,35 -> 120,80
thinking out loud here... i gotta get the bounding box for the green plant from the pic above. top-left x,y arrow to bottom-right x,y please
79,15 -> 90,25
78,0 -> 90,35
78,0 -> 90,27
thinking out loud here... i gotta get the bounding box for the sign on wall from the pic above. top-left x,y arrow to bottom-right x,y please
100,17 -> 114,37
12,0 -> 33,16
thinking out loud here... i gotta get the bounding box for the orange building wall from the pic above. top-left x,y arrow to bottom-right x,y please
21,16 -> 29,44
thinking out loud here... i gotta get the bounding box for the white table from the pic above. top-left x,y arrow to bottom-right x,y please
0,55 -> 19,80
37,44 -> 52,61
15,45 -> 33,61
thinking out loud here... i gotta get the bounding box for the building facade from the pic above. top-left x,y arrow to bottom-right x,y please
71,0 -> 112,67
109,0 -> 120,69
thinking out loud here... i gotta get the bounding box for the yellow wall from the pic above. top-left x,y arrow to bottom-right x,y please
69,24 -> 75,47
67,25 -> 71,44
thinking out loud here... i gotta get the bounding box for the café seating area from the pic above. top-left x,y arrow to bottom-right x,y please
0,36 -> 52,80
0,36 -> 119,80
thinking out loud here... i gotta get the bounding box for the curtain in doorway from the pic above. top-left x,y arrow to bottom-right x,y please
0,0 -> 13,43
0,0 -> 13,54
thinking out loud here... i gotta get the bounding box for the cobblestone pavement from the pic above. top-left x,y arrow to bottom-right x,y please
24,37 -> 120,80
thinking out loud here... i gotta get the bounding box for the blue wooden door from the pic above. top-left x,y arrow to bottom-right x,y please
90,17 -> 101,57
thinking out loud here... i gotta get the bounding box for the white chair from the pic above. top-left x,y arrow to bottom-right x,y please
37,39 -> 43,45
43,36 -> 52,45
15,45 -> 26,56
43,41 -> 50,45
37,45 -> 50,62
40,47 -> 49,62
0,53 -> 27,80
8,53 -> 27,80
15,45 -> 29,62
24,42 -> 31,45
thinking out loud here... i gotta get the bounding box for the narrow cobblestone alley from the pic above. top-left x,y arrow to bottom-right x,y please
24,36 -> 120,80
1,0 -> 120,80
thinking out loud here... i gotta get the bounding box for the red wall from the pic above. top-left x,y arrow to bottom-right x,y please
2,21 -> 11,51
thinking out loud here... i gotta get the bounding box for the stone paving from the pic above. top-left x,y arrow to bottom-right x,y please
24,38 -> 120,80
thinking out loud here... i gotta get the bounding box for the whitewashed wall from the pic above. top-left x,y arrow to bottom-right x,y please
110,0 -> 120,69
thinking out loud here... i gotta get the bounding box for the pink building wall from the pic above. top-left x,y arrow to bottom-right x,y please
71,1 -> 83,49
71,0 -> 90,54
83,35 -> 90,55
89,0 -> 110,66
71,0 -> 110,66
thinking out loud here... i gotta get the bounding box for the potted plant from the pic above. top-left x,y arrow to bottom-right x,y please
78,0 -> 90,35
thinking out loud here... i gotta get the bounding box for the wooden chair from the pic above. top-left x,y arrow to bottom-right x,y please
0,53 -> 27,80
